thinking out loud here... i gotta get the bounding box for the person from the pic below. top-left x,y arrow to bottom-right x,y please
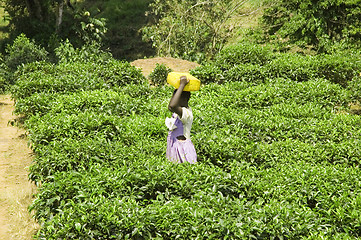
165,75 -> 197,164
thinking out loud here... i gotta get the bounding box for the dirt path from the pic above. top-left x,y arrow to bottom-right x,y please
0,95 -> 38,240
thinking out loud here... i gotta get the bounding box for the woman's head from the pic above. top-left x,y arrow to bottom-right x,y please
173,89 -> 191,106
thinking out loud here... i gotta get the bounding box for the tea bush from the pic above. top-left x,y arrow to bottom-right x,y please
265,53 -> 318,82
348,76 -> 361,101
148,63 -> 172,86
214,42 -> 274,68
188,63 -> 224,84
54,40 -> 112,64
11,59 -> 147,100
14,84 -> 168,118
22,79 -> 361,239
31,160 -> 361,239
10,42 -> 361,239
315,53 -> 361,87
0,34 -> 48,89
0,54 -> 8,92
4,34 -> 48,72
191,42 -> 361,86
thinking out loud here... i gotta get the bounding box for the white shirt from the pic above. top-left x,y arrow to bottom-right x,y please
179,107 -> 193,139
165,107 -> 193,139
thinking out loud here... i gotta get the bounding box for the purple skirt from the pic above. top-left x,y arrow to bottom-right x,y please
166,132 -> 197,164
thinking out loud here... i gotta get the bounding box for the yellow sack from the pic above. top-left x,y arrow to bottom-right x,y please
167,72 -> 201,91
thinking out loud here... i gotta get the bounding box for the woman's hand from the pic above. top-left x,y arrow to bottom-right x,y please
179,76 -> 189,86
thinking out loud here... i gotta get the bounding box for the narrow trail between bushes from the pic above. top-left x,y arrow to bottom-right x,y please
0,95 -> 38,240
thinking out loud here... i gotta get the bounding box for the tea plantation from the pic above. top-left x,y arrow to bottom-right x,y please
10,43 -> 361,239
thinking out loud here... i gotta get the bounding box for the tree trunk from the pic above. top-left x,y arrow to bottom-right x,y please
56,1 -> 64,32
32,0 -> 43,21
24,0 -> 43,21
24,0 -> 33,17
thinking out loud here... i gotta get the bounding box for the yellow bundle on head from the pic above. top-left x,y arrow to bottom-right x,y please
167,72 -> 201,91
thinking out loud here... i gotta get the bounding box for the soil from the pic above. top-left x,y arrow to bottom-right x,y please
0,57 -> 198,240
131,56 -> 200,77
0,95 -> 38,240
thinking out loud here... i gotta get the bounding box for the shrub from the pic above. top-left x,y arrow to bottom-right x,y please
14,88 -> 149,117
0,76 -> 6,93
348,76 -> 361,101
0,54 -> 7,93
11,48 -> 361,239
265,53 -> 318,82
190,63 -> 224,84
4,34 -> 48,72
215,42 -> 274,69
224,63 -> 266,83
148,63 -> 172,86
191,42 -> 361,86
54,39 -> 112,64
316,53 -> 361,87
261,0 -> 361,50
32,159 -> 361,239
11,60 -> 147,100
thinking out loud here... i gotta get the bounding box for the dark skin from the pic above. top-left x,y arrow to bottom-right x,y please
168,76 -> 190,141
168,76 -> 189,118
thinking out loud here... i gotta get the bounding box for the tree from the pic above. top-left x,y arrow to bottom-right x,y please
0,0 -> 106,50
261,0 -> 361,50
55,0 -> 74,32
142,0 -> 258,62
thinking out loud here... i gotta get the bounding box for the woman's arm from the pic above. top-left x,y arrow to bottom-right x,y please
168,76 -> 189,118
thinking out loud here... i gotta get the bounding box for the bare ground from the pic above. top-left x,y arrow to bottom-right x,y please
131,56 -> 200,77
0,95 -> 38,240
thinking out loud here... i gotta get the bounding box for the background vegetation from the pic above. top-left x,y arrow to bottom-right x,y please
0,0 -> 154,60
261,0 -> 361,52
1,0 -> 360,61
0,5 -> 8,38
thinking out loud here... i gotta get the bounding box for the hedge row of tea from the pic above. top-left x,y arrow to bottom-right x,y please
11,43 -> 361,239
190,42 -> 361,88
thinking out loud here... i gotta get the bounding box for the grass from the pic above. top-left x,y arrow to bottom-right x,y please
224,0 -> 265,46
7,183 -> 39,240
